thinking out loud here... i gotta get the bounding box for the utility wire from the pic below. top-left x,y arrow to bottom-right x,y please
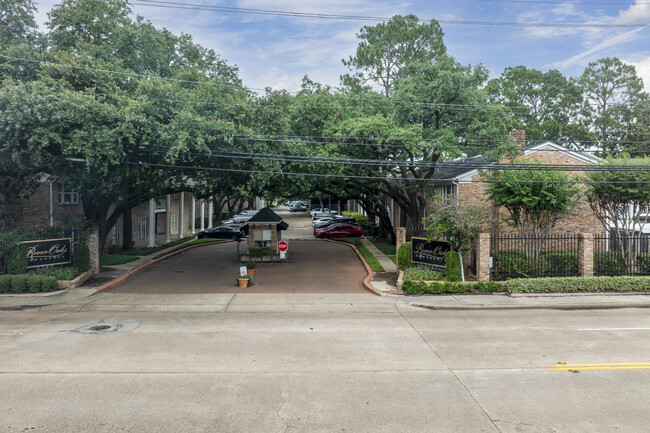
123,161 -> 650,183
129,0 -> 650,27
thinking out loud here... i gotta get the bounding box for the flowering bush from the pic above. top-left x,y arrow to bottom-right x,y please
403,267 -> 443,282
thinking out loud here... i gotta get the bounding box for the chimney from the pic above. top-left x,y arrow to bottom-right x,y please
509,130 -> 526,154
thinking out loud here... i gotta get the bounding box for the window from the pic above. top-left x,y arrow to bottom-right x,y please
58,182 -> 79,204
442,184 -> 455,203
112,223 -> 119,246
254,228 -> 272,247
139,216 -> 149,239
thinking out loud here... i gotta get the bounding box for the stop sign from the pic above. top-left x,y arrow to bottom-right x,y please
278,241 -> 288,252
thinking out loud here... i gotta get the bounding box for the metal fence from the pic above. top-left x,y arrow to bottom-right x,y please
594,233 -> 650,276
490,234 -> 580,281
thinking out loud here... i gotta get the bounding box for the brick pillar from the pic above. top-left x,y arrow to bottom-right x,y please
396,227 -> 406,271
271,224 -> 278,252
476,233 -> 491,282
579,233 -> 594,277
87,229 -> 100,274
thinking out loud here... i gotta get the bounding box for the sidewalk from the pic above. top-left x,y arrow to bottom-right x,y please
360,237 -> 396,272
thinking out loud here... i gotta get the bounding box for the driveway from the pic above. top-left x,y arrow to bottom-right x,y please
110,240 -> 368,294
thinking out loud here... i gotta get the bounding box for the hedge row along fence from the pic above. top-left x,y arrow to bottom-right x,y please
403,276 -> 650,295
0,274 -> 59,294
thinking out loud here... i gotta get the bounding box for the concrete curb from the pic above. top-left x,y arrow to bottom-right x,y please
96,240 -> 230,292
402,301 -> 650,311
327,239 -> 404,296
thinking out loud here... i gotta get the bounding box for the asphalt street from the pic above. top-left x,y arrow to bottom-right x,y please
2,298 -> 649,432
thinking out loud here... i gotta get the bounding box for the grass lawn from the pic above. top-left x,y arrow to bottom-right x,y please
122,235 -> 197,256
100,254 -> 140,267
335,237 -> 384,272
368,237 -> 396,256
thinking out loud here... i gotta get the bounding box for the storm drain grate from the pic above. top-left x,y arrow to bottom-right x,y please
61,320 -> 141,335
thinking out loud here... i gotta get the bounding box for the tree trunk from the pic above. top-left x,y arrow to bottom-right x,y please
122,207 -> 132,251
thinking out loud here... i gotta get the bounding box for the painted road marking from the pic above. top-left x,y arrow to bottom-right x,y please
549,362 -> 650,371
577,328 -> 650,331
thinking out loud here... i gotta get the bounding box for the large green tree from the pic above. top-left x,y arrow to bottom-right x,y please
342,15 -> 446,96
580,57 -> 648,154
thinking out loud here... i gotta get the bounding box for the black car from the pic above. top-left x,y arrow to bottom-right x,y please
289,204 -> 307,212
197,226 -> 245,241
226,223 -> 249,235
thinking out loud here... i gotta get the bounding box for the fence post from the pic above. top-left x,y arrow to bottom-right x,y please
578,233 -> 594,278
476,233 -> 491,282
87,228 -> 100,274
395,227 -> 406,272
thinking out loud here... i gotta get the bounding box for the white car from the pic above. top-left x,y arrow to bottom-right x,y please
310,208 -> 329,216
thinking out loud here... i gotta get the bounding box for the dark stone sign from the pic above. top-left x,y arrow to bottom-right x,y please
411,237 -> 452,271
20,238 -> 72,269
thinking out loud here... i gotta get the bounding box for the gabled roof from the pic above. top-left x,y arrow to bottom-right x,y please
247,207 -> 283,223
436,141 -> 602,183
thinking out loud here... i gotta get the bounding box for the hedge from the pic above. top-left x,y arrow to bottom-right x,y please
7,244 -> 27,275
445,251 -> 462,282
248,246 -> 270,259
0,274 -> 59,294
403,280 -> 504,294
506,276 -> 650,293
73,243 -> 90,272
397,242 -> 413,270
491,249 -> 578,279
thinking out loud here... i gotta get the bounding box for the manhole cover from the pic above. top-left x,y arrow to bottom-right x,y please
61,320 -> 140,335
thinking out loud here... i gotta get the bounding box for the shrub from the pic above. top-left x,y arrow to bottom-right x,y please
11,274 -> 29,293
402,280 -> 504,295
41,277 -> 59,292
30,266 -> 79,281
341,211 -> 368,223
445,251 -> 462,282
7,244 -> 27,275
28,275 -> 44,293
246,260 -> 256,269
506,276 -> 650,293
73,243 -> 90,272
491,249 -> 579,279
0,275 -> 12,293
397,242 -> 413,270
248,246 -> 270,258
402,267 -> 443,282
360,221 -> 379,237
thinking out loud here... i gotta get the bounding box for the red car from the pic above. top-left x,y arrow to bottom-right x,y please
314,223 -> 362,239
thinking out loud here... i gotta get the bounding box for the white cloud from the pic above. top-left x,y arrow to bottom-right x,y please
624,57 -> 650,92
551,26 -> 648,69
614,1 -> 650,24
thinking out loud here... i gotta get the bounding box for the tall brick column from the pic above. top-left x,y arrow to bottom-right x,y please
396,227 -> 406,271
578,233 -> 594,277
87,229 -> 100,274
476,233 -> 491,282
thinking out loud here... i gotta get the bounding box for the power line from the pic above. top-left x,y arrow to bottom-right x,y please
123,161 -> 650,184
129,0 -> 650,28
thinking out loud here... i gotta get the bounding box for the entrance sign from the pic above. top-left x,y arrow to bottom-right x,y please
280,251 -> 286,260
239,266 -> 247,277
278,241 -> 288,252
20,238 -> 72,269
411,237 -> 452,271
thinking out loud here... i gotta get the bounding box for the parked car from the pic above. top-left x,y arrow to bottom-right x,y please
313,217 -> 357,231
311,208 -> 330,216
197,226 -> 245,241
226,222 -> 249,235
314,223 -> 362,239
289,203 -> 307,212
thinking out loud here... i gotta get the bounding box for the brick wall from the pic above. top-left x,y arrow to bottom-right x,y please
17,181 -> 84,230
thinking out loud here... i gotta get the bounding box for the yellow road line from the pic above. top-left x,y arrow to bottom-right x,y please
548,362 -> 650,367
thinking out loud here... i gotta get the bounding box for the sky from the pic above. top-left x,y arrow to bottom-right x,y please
32,0 -> 650,93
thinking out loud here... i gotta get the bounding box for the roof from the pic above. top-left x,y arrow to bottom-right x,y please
247,207 -> 283,224
435,141 -> 602,183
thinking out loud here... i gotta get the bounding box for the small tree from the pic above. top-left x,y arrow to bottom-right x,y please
485,159 -> 582,259
423,198 -> 484,281
586,156 -> 650,271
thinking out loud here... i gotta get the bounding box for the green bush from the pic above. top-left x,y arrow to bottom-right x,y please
41,277 -> 59,292
445,251 -> 462,282
7,244 -> 27,275
30,266 -> 79,280
248,246 -> 270,258
0,275 -> 12,293
360,221 -> 379,237
594,251 -> 626,276
341,211 -> 368,223
402,267 -> 443,282
491,249 -> 579,279
397,242 -> 413,270
402,280 -> 504,295
506,276 -> 650,293
11,274 -> 29,293
73,243 -> 90,272
28,275 -> 44,293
